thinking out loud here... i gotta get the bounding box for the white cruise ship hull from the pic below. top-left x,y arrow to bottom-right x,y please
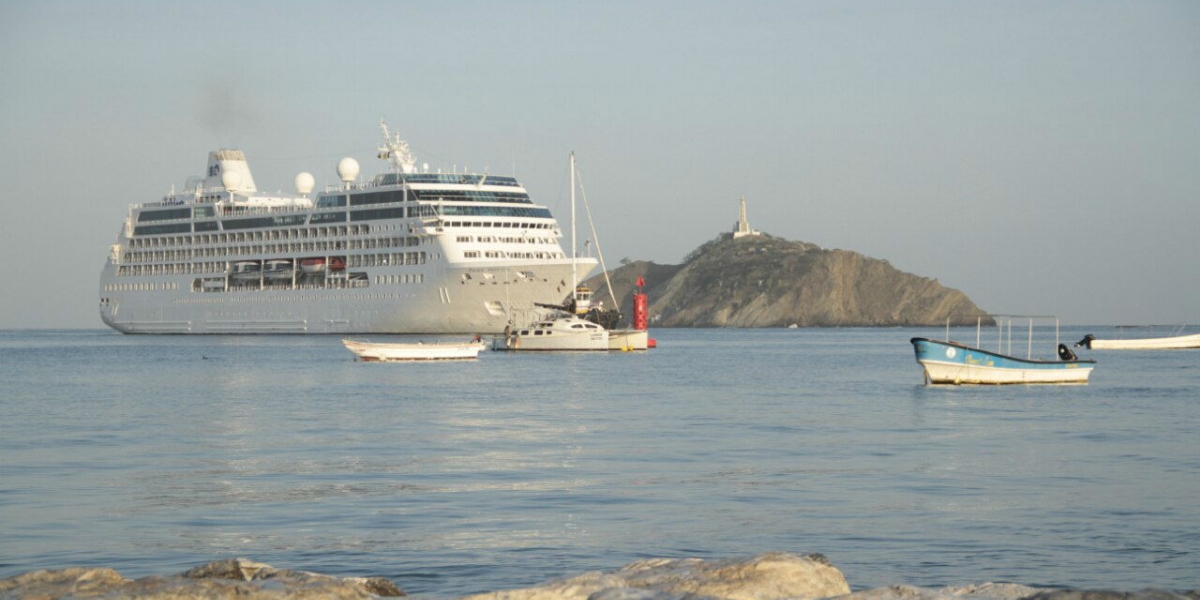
100,260 -> 587,334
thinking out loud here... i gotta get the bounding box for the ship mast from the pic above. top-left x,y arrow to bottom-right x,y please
570,151 -> 577,301
377,119 -> 417,174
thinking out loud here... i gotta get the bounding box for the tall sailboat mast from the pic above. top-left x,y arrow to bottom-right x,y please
570,151 -> 577,300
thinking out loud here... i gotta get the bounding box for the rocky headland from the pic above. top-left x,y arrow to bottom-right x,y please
3,553 -> 1194,600
586,234 -> 989,328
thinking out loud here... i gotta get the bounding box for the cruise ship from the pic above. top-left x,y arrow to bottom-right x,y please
98,122 -> 597,334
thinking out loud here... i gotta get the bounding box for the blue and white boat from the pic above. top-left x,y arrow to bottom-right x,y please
911,316 -> 1096,385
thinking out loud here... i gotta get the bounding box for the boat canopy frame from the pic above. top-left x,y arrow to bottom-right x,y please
943,314 -> 1063,361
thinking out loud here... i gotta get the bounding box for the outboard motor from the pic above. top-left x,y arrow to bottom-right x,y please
1075,334 -> 1096,349
1058,343 -> 1077,361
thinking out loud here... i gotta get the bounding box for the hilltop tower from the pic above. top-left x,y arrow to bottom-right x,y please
732,195 -> 761,239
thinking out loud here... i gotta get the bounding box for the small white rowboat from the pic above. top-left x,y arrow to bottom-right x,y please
1077,332 -> 1200,350
342,337 -> 485,362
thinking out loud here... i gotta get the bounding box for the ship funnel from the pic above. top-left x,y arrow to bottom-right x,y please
205,149 -> 258,193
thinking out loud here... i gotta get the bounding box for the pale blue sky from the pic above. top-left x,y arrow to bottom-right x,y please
1,0 -> 1196,328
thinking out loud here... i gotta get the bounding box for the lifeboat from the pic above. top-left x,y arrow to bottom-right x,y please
300,258 -> 326,274
263,259 -> 293,279
228,261 -> 261,280
329,256 -> 347,272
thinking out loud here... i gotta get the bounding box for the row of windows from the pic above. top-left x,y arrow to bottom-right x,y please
131,206 -> 411,237
192,277 -> 371,293
133,218 -> 320,237
127,226 -> 407,249
347,252 -> 427,268
440,206 -> 551,218
146,200 -> 214,215
351,207 -> 406,221
134,223 -> 192,236
411,190 -> 532,204
224,214 -> 309,230
456,235 -> 557,245
127,242 -> 340,263
375,273 -> 425,285
311,212 -> 346,224
374,173 -> 521,187
134,200 -> 549,238
116,251 -> 428,277
126,223 -> 553,261
118,263 -> 225,277
175,291 -> 420,305
348,190 -> 406,206
123,236 -> 425,264
137,207 -> 192,222
317,195 -> 348,208
515,323 -> 602,337
443,220 -> 555,231
464,250 -> 563,260
506,251 -> 561,260
103,281 -> 182,292
129,217 -> 555,252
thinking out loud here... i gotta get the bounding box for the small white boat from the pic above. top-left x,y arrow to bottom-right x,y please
495,313 -> 609,351
343,337 -> 485,362
1076,330 -> 1200,350
912,315 -> 1096,385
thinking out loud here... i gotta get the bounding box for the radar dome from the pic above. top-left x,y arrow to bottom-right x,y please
220,170 -> 243,192
337,157 -> 360,183
294,172 -> 315,195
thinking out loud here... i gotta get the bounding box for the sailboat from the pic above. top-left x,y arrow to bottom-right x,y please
494,153 -> 610,351
564,153 -> 651,350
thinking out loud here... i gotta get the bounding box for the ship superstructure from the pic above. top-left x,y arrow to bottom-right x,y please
98,122 -> 596,334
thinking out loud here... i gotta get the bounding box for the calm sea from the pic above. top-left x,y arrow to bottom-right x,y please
1,327 -> 1196,596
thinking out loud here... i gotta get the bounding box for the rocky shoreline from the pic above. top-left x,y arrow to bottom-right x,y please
3,553 -> 1195,600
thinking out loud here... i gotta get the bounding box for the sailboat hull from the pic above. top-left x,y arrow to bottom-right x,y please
607,329 -> 648,351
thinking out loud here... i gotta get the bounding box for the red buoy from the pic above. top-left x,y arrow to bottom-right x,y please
632,275 -> 648,331
633,293 -> 648,330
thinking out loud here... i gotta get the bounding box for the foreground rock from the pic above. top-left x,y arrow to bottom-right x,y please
462,552 -> 850,600
0,557 -> 403,599
2,553 -> 1196,600
831,586 -> 1199,600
